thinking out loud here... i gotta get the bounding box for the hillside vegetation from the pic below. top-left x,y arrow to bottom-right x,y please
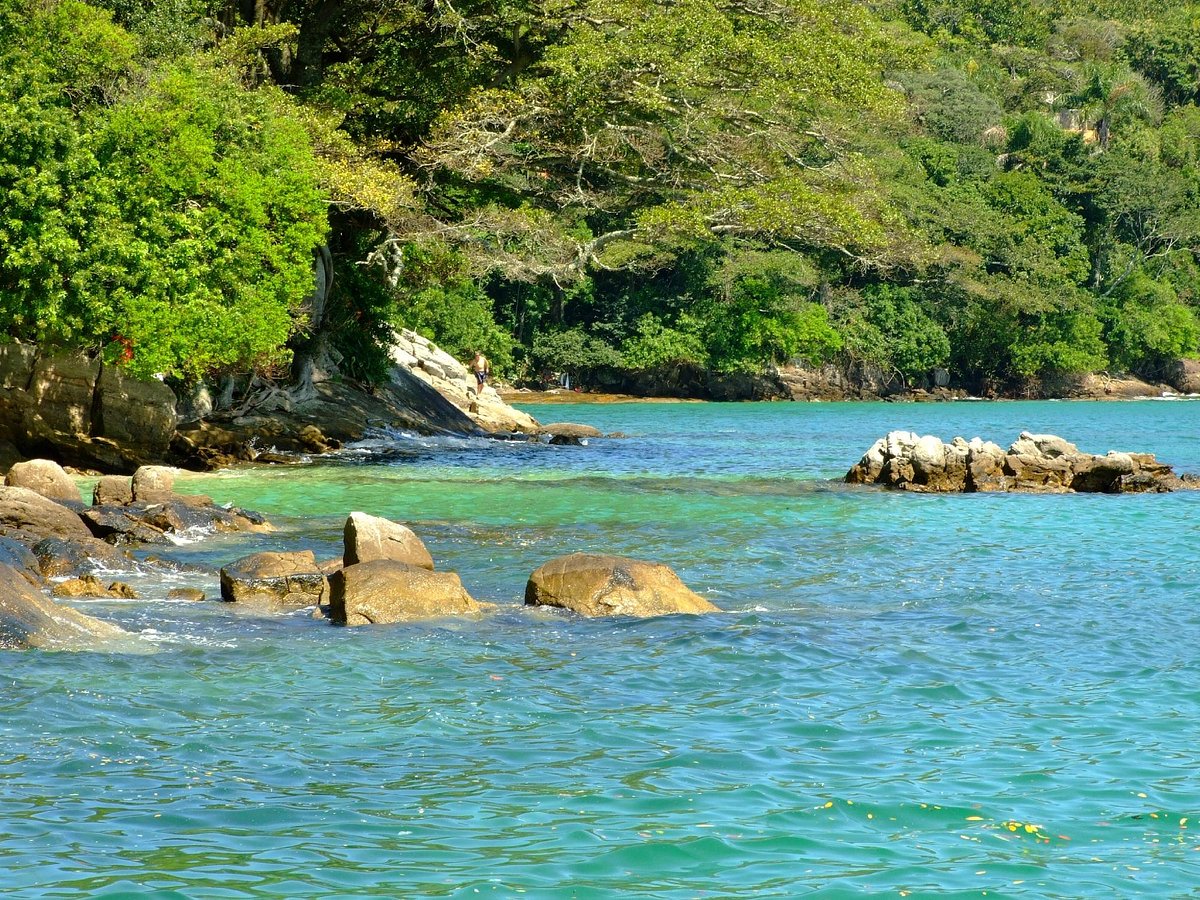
3,0 -> 1200,395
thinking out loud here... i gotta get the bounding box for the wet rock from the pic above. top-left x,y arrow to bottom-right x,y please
848,430 -> 1190,493
219,550 -> 327,609
79,507 -> 171,545
329,559 -> 480,625
0,536 -> 41,585
537,423 -> 603,445
32,536 -> 133,579
524,553 -> 719,618
0,486 -> 91,541
5,459 -> 81,503
52,576 -> 138,599
167,587 -> 206,602
92,475 -> 133,507
0,563 -> 128,650
343,512 -> 434,569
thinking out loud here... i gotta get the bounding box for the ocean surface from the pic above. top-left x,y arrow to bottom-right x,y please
5,399 -> 1200,898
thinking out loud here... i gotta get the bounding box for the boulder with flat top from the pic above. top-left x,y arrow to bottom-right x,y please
525,553 -> 718,618
343,512 -> 435,569
329,559 -> 480,625
219,550 -> 327,609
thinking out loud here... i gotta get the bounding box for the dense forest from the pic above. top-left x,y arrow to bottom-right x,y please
3,0 -> 1200,396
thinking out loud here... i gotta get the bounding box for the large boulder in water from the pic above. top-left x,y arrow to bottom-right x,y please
219,550 -> 328,609
5,459 -> 80,503
847,430 -> 1189,493
343,512 -> 434,569
524,553 -> 718,618
0,486 -> 91,541
0,563 -> 128,650
328,559 -> 480,625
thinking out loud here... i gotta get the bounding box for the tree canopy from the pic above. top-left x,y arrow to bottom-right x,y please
3,0 -> 1200,392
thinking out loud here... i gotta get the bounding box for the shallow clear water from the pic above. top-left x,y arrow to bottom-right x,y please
6,399 -> 1200,897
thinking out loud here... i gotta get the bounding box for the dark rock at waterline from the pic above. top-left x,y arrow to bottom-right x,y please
0,536 -> 41,585
79,506 -> 173,545
32,536 -> 133,579
0,486 -> 92,541
536,423 -> 603,445
0,562 -> 128,651
846,430 -> 1190,494
219,550 -> 328,609
524,553 -> 719,618
5,459 -> 80,503
343,512 -> 434,569
329,559 -> 480,626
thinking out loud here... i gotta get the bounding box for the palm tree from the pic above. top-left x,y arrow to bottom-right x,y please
1066,65 -> 1160,150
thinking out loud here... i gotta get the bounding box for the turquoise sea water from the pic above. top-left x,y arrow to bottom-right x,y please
6,399 -> 1200,897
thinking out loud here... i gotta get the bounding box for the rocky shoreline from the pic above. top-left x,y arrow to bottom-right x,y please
847,431 -> 1197,494
0,459 -> 715,649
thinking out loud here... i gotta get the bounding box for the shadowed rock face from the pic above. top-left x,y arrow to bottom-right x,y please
0,563 -> 128,651
525,553 -> 719,618
846,431 -> 1191,494
328,560 -> 480,625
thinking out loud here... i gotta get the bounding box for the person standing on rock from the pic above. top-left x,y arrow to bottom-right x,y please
471,350 -> 490,395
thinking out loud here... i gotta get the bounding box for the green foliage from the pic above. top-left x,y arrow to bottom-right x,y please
0,5 -> 327,381
531,327 -> 622,379
393,245 -> 516,376
1102,269 -> 1200,369
1125,8 -> 1200,107
621,315 -> 708,370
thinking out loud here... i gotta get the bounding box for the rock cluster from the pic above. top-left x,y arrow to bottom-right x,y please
219,512 -> 718,625
0,459 -> 273,650
846,430 -> 1191,493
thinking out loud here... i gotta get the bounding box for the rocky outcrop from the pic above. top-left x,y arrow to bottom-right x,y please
131,465 -> 176,502
0,344 -> 176,472
0,486 -> 92,541
0,562 -> 129,651
219,550 -> 328,609
847,430 -> 1190,493
525,553 -> 719,617
328,559 -> 481,625
343,511 -> 434,569
1167,358 -> 1200,395
390,329 -> 539,434
5,459 -> 81,503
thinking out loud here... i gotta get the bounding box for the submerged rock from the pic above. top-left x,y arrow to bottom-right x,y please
524,553 -> 719,618
329,559 -> 480,625
0,563 -> 129,650
219,550 -> 328,610
343,512 -> 434,569
847,430 -> 1189,493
